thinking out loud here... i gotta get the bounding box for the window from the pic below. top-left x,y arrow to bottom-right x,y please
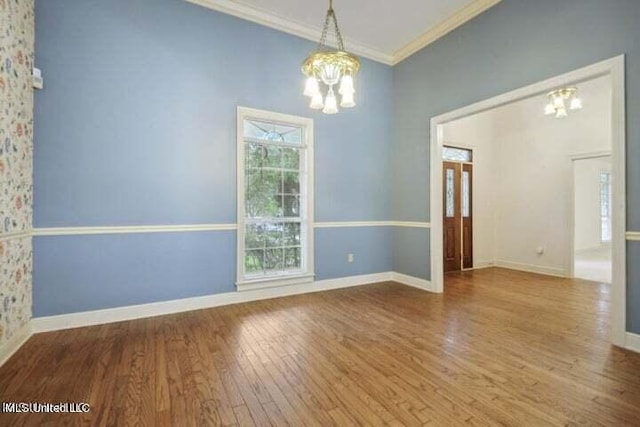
462,170 -> 470,218
600,171 -> 612,243
443,146 -> 472,162
237,107 -> 314,290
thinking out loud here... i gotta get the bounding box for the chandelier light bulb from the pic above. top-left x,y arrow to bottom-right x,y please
545,87 -> 582,118
304,77 -> 320,97
339,75 -> 354,95
323,87 -> 339,114
553,96 -> 565,109
310,91 -> 324,110
340,91 -> 355,108
555,107 -> 568,118
544,103 -> 556,115
570,97 -> 583,110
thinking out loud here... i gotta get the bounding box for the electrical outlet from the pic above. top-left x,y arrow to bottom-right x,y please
347,253 -> 354,263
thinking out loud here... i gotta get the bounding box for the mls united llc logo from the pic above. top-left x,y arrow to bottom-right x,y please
2,402 -> 91,413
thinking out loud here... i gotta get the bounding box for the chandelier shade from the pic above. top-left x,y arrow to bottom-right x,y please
301,0 -> 360,114
544,87 -> 583,118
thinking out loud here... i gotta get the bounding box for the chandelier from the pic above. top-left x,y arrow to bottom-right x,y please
301,0 -> 360,114
544,87 -> 583,118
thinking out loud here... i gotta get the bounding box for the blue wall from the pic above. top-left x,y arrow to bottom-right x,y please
33,0 -> 640,330
391,0 -> 640,332
33,0 -> 393,316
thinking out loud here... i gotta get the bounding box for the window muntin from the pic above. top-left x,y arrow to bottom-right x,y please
238,108 -> 313,288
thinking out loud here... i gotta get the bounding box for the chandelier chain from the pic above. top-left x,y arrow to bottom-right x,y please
318,4 -> 345,51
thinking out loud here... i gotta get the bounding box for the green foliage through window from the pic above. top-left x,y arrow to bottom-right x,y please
242,119 -> 305,277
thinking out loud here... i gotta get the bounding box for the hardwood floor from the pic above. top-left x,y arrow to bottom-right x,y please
1,268 -> 640,426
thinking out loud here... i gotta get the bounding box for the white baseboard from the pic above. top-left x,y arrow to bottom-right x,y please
575,244 -> 611,255
20,275 -> 640,356
472,260 -> 495,270
626,332 -> 640,354
32,272 -> 396,333
494,260 -> 567,278
0,324 -> 32,367
391,272 -> 437,292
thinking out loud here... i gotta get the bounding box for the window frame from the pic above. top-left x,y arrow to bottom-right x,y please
236,107 -> 314,291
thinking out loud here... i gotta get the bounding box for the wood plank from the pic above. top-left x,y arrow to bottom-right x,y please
1,268 -> 640,425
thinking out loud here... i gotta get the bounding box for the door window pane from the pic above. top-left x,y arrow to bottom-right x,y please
446,168 -> 455,218
462,171 -> 470,218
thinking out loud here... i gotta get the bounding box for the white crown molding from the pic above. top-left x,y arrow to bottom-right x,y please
392,0 -> 502,65
184,0 -> 501,66
32,224 -> 238,236
184,0 -> 394,65
627,232 -> 640,241
0,324 -> 32,367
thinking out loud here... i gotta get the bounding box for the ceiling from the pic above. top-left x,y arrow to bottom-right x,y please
185,0 -> 502,65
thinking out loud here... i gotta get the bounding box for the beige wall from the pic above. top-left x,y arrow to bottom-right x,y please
443,75 -> 611,276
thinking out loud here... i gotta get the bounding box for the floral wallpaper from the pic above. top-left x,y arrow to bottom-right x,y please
0,236 -> 32,343
0,0 -> 34,348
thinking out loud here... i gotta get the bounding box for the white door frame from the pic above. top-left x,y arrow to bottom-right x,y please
429,55 -> 627,347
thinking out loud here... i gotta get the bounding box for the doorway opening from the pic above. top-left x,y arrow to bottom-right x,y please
572,154 -> 612,283
442,146 -> 473,273
429,56 -> 627,348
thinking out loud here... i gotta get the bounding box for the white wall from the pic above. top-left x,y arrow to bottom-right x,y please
574,157 -> 612,252
442,75 -> 611,275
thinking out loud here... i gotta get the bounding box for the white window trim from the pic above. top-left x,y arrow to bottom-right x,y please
236,106 -> 314,292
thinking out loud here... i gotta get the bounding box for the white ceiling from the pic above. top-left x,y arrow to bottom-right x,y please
186,0 -> 502,65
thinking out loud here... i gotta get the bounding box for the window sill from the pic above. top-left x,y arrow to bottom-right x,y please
236,273 -> 315,292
